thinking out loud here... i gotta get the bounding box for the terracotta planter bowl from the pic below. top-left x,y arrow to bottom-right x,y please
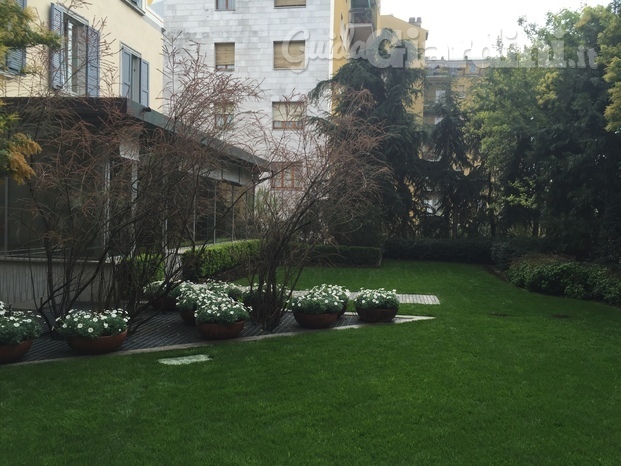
0,340 -> 33,364
293,312 -> 338,329
196,320 -> 245,340
356,307 -> 398,323
67,330 -> 128,354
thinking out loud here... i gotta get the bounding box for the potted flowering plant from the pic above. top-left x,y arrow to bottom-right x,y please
355,288 -> 400,323
55,309 -> 130,354
193,289 -> 250,340
289,284 -> 350,329
312,284 -> 350,317
0,301 -> 42,364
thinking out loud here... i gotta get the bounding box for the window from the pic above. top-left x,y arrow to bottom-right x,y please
435,89 -> 445,103
272,102 -> 305,130
272,162 -> 303,190
4,0 -> 26,74
215,102 -> 234,129
121,46 -> 149,105
275,0 -> 306,7
215,43 -> 235,71
273,41 -> 305,70
49,4 -> 100,96
216,0 -> 235,10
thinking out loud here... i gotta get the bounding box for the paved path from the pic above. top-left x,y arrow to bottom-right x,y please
14,293 -> 440,365
292,291 -> 441,305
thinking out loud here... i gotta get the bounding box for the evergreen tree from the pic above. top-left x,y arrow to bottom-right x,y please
309,33 -> 425,238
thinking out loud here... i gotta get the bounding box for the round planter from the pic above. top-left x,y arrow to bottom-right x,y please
153,296 -> 177,312
356,307 -> 398,323
196,320 -> 245,340
179,309 -> 196,326
293,311 -> 338,329
0,339 -> 33,364
67,330 -> 128,354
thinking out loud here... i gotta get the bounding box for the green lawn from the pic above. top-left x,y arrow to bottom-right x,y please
2,260 -> 621,464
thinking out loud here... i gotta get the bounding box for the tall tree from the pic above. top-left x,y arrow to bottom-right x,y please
427,86 -> 485,238
309,33 -> 425,238
466,3 -> 621,258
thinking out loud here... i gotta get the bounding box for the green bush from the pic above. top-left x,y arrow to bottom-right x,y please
507,255 -> 621,306
306,245 -> 383,267
182,240 -> 259,281
118,254 -> 164,299
491,237 -> 550,270
384,238 -> 493,264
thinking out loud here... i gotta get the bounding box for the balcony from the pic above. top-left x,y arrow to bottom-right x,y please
348,0 -> 379,45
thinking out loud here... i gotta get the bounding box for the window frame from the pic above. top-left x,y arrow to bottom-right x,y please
274,0 -> 306,7
215,42 -> 235,71
214,102 -> 235,129
272,101 -> 305,130
271,162 -> 304,190
215,0 -> 235,11
120,44 -> 149,106
49,4 -> 100,97
273,40 -> 305,70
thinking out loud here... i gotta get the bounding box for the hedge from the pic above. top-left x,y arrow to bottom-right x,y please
384,238 -> 493,264
507,255 -> 621,306
181,240 -> 260,281
306,245 -> 383,267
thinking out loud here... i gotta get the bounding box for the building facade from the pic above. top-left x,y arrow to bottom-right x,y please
157,0 -> 427,191
0,1 -> 268,307
2,0 -> 165,111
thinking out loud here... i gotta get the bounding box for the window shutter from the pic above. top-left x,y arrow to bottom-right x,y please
140,59 -> 149,106
49,3 -> 64,89
273,41 -> 304,69
215,43 -> 235,68
5,0 -> 26,73
86,27 -> 100,97
121,48 -> 132,98
274,0 -> 306,6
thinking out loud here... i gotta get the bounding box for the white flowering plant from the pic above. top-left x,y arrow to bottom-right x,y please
55,309 -> 129,339
0,301 -> 43,345
355,288 -> 399,311
193,289 -> 250,325
200,280 -> 245,301
290,284 -> 350,315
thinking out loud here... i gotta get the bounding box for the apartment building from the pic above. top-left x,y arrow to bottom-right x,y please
2,0 -> 165,111
423,57 -> 488,127
157,0 -> 427,191
0,1 -> 268,306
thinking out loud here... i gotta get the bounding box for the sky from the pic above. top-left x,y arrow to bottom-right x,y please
380,0 -> 608,59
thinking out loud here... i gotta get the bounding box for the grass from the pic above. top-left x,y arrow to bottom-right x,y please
2,260 -> 621,464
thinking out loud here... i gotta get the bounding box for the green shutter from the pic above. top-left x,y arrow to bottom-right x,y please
49,3 -> 64,90
86,27 -> 100,97
140,59 -> 149,106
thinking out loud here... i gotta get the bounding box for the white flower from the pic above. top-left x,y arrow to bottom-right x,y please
88,328 -> 94,333
77,323 -> 83,329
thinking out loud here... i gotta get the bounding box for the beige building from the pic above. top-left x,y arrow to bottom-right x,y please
2,0 -> 165,112
423,58 -> 487,127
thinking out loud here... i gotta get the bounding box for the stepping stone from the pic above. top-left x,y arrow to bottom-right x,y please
158,354 -> 212,365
